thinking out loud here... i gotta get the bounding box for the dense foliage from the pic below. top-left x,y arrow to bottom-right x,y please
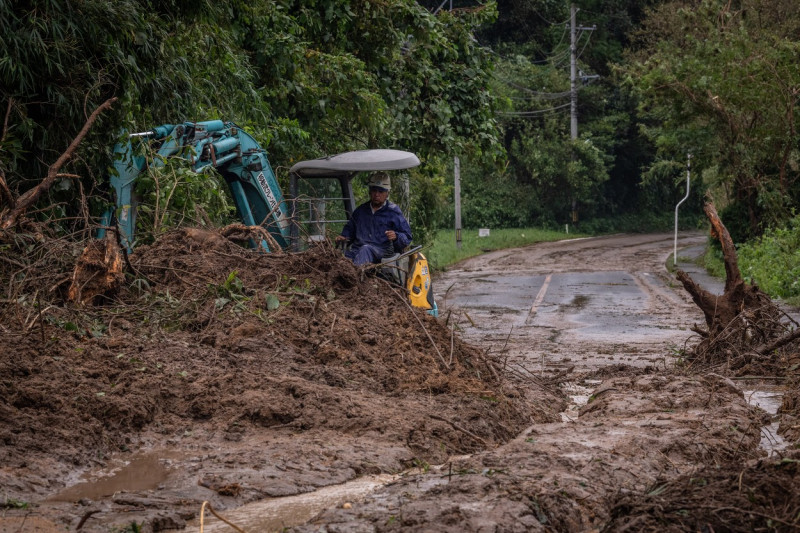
737,219 -> 800,301
622,0 -> 800,241
0,0 -> 501,241
446,0 -> 703,231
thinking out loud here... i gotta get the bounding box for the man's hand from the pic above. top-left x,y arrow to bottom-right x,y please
335,235 -> 347,242
385,230 -> 397,241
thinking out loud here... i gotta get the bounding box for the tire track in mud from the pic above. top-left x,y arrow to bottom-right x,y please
289,232 -> 771,532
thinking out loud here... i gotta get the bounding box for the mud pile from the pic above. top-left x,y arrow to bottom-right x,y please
0,229 -> 536,521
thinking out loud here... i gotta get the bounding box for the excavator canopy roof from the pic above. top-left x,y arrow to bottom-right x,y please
289,149 -> 420,178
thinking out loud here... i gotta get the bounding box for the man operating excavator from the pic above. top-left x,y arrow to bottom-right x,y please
335,172 -> 412,266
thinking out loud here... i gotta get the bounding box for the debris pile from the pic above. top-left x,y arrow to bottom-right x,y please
0,228 -> 535,504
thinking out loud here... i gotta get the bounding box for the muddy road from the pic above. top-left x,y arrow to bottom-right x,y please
438,232 -> 710,376
289,232 -> 798,532
2,231 -> 798,532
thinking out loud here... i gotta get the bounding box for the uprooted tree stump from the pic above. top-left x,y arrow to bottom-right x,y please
676,201 -> 795,371
68,231 -> 124,305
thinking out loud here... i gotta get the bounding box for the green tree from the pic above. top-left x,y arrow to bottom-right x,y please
462,0 -> 671,229
0,0 -> 503,244
622,0 -> 800,239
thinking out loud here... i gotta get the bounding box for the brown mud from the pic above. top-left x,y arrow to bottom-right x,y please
1,230 -> 537,532
1,231 -> 799,532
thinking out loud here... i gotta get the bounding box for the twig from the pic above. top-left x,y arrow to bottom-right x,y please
429,414 -> 489,448
37,291 -> 46,346
779,308 -> 800,328
449,320 -> 455,367
464,311 -> 475,327
474,349 -> 501,384
499,324 -> 514,357
508,362 -> 560,396
729,376 -> 787,381
75,509 -> 101,530
699,505 -> 796,528
199,500 -> 249,533
385,282 -> 449,371
0,253 -> 27,269
1,97 -> 12,143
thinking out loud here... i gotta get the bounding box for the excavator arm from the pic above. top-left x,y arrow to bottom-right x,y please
101,120 -> 291,252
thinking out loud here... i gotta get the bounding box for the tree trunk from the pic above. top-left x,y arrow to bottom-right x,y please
675,201 -> 783,365
67,230 -> 124,305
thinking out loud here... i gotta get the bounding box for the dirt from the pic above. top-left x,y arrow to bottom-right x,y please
0,229 -> 538,532
1,230 -> 799,532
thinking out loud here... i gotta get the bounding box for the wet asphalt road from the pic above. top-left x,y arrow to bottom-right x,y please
435,232 -> 711,374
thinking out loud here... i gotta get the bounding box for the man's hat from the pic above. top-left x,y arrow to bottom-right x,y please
367,172 -> 391,191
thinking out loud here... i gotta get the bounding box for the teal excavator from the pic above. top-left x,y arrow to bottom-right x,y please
101,119 -> 438,315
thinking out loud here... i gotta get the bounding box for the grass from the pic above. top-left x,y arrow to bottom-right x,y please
687,239 -> 800,307
426,227 -> 586,270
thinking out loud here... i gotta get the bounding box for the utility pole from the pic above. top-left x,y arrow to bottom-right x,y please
570,4 -> 595,141
570,3 -> 578,140
569,3 -> 595,224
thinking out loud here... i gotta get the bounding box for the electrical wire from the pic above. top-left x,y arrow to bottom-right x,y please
498,78 -> 570,97
575,30 -> 594,61
507,93 -> 570,101
529,9 -> 572,27
497,102 -> 572,116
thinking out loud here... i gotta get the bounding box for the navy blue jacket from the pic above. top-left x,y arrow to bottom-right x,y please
341,200 -> 412,254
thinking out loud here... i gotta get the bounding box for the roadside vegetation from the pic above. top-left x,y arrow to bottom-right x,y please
428,227 -> 584,270
699,224 -> 800,307
737,221 -> 800,305
1,0 -> 798,300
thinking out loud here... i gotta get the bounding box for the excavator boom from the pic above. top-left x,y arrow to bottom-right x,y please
102,120 -> 290,251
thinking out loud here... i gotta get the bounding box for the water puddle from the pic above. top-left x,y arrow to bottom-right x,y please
184,474 -> 397,532
743,387 -> 788,456
47,451 -> 181,502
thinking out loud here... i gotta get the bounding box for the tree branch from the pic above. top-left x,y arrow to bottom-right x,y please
704,201 -> 742,293
0,168 -> 14,211
755,327 -> 800,356
0,97 -> 117,230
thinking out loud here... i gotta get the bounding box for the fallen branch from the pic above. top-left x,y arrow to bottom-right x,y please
221,222 -> 282,254
754,327 -> 800,356
0,96 -> 117,230
429,413 -> 489,448
676,200 -> 788,369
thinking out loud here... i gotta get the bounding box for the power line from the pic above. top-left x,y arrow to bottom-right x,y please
575,30 -> 594,62
529,9 -> 573,27
497,102 -> 572,116
497,77 -> 571,98
507,93 -> 571,101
